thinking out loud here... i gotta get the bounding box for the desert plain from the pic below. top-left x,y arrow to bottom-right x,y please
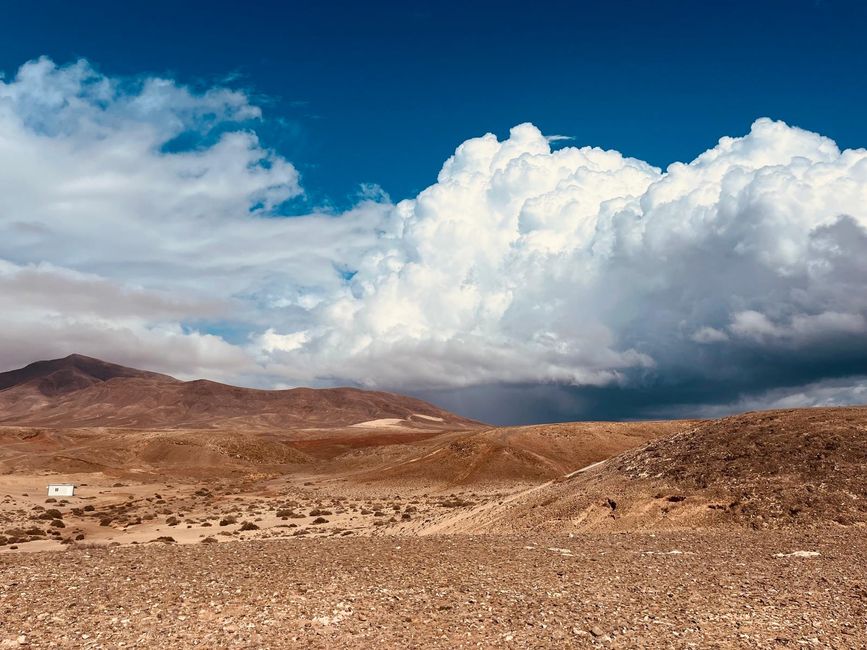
0,355 -> 864,648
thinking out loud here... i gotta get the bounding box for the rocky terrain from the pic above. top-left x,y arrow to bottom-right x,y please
0,356 -> 865,647
1,530 -> 863,648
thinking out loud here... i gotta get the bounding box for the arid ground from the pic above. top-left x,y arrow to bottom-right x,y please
0,356 -> 865,648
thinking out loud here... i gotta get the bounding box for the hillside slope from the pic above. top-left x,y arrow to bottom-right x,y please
437,407 -> 867,532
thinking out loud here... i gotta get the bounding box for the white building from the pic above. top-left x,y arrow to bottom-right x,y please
47,484 -> 76,497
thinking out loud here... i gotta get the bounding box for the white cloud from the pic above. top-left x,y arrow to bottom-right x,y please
0,57 -> 385,381
254,328 -> 310,355
730,310 -> 783,341
2,56 -> 867,415
730,309 -> 866,343
691,327 -> 730,344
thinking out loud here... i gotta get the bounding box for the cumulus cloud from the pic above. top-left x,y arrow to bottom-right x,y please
2,56 -> 867,420
280,119 -> 867,399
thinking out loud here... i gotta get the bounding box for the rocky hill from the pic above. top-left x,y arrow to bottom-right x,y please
465,407 -> 867,531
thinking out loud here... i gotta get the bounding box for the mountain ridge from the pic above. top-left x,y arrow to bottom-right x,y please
0,354 -> 481,430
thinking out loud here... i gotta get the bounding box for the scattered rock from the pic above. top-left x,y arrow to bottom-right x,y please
773,550 -> 820,558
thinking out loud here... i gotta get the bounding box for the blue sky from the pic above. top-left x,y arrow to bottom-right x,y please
3,0 -> 866,209
2,1 -> 867,423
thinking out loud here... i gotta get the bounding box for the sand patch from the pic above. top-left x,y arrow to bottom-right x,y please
350,418 -> 407,428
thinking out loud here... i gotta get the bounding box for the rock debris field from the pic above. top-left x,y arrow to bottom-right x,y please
1,529 -> 865,649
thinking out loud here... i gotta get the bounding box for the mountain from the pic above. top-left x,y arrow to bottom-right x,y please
0,354 -> 481,430
0,354 -> 175,396
467,406 -> 867,532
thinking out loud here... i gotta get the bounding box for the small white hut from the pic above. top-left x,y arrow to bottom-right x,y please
47,484 -> 76,497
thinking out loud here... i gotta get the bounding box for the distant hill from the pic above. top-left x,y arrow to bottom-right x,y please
0,354 -> 481,430
359,420 -> 698,486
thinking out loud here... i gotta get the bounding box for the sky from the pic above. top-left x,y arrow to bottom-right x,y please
1,0 -> 867,423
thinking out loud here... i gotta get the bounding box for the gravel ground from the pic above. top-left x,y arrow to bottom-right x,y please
1,529 -> 865,648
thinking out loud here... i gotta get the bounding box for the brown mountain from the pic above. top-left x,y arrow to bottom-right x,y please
0,354 -> 175,397
0,354 -> 481,430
